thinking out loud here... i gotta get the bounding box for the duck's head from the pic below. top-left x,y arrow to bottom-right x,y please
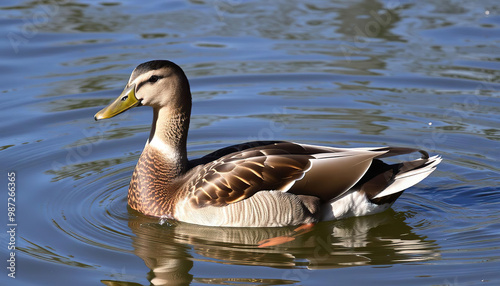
94,60 -> 191,121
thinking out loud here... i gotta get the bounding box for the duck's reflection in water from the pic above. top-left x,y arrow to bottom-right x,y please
103,209 -> 439,285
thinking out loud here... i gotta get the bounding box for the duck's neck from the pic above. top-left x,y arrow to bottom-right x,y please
128,106 -> 191,217
148,107 -> 190,171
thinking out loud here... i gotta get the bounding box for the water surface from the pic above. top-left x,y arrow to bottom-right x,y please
1,0 -> 499,285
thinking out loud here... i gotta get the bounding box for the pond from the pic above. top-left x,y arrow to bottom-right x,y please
1,0 -> 499,285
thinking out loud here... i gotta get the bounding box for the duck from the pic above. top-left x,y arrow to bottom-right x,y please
94,60 -> 441,227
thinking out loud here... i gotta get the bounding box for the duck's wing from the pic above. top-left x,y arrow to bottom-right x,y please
185,142 -> 395,208
187,150 -> 312,207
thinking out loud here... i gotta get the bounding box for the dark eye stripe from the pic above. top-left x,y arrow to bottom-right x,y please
135,75 -> 161,92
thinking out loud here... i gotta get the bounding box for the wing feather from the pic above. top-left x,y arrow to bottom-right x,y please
188,145 -> 313,208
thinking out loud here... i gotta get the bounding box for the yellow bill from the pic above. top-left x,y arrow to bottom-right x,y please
94,83 -> 139,120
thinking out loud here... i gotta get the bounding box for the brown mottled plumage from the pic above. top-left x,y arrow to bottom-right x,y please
94,60 -> 441,227
128,145 -> 179,217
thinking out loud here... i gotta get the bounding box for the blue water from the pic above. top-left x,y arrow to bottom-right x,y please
1,1 -> 499,285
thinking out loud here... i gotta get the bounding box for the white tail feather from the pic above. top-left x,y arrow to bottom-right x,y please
372,155 -> 442,199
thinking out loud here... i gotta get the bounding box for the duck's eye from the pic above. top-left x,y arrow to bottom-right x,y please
148,75 -> 160,83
